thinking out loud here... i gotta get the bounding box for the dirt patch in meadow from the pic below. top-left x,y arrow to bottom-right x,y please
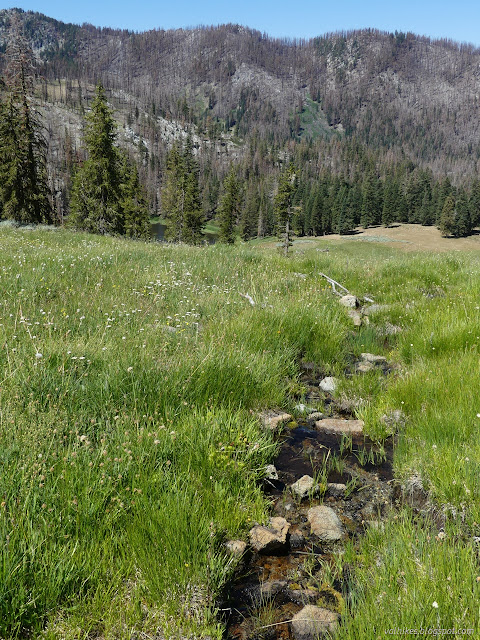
326,224 -> 480,252
259,225 -> 480,253
335,224 -> 480,252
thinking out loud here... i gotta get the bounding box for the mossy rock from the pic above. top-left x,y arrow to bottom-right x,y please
316,584 -> 345,614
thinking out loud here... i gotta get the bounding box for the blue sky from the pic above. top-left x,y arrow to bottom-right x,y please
5,0 -> 480,45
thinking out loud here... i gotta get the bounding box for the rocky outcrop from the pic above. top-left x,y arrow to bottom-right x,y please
225,540 -> 247,556
327,482 -> 347,498
259,411 -> 292,432
319,377 -> 338,393
265,464 -> 279,480
290,475 -> 320,499
360,352 -> 387,364
339,294 -> 359,308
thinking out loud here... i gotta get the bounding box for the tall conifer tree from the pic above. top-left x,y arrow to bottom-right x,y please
0,14 -> 52,223
163,137 -> 204,244
438,195 -> 456,237
70,83 -> 150,237
70,84 -> 122,234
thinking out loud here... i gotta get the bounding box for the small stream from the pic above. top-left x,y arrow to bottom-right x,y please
220,366 -> 396,640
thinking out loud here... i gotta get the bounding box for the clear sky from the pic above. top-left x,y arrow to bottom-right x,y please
5,0 -> 480,46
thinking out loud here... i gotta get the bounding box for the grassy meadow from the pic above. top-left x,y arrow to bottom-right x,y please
0,225 -> 479,638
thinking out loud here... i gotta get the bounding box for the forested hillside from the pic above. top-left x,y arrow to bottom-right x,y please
1,7 -> 480,238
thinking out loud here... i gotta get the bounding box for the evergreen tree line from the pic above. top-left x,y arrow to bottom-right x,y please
0,17 -> 51,224
210,164 -> 480,243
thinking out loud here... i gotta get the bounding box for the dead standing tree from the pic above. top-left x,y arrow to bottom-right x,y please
274,162 -> 297,256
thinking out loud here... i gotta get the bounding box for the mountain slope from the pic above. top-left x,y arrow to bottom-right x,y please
2,8 -> 480,179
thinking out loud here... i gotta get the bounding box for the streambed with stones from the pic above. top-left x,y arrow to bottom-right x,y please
219,300 -> 405,640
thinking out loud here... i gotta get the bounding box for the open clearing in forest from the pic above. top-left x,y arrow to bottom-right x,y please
258,223 -> 480,253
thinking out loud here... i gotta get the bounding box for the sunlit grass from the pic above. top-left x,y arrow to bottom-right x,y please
1,227 -> 480,637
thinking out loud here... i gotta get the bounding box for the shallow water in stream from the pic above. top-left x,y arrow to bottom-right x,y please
220,400 -> 395,640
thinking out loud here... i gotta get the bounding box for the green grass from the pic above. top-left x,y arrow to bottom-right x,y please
297,97 -> 338,140
149,215 -> 167,224
203,221 -> 220,236
0,228 -> 349,638
1,228 -> 480,637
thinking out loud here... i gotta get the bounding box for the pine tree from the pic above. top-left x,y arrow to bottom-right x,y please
436,178 -> 453,225
239,183 -> 260,241
70,83 -> 150,237
274,163 -> 297,255
438,195 -> 456,237
162,142 -> 185,242
310,185 -> 325,236
0,15 -> 52,224
120,154 -> 150,239
218,167 -> 240,243
70,83 -> 123,234
338,185 -> 356,235
334,184 -> 355,235
453,191 -> 471,238
163,138 -> 204,244
419,190 -> 433,225
469,179 -> 480,228
181,137 -> 204,244
360,169 -> 378,228
382,177 -> 398,227
405,171 -> 424,223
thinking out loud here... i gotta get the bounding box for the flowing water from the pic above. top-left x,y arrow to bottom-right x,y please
221,367 -> 396,640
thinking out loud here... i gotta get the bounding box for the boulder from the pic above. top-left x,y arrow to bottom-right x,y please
288,587 -> 319,606
319,377 -> 338,393
327,483 -> 347,498
259,412 -> 292,432
291,605 -> 339,640
348,309 -> 364,327
289,525 -> 306,549
249,517 -> 290,554
225,540 -> 247,556
339,294 -> 359,308
361,353 -> 387,364
307,506 -> 344,541
307,411 -> 326,422
355,361 -> 375,373
290,475 -> 320,499
314,418 -> 364,436
265,464 -> 279,480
